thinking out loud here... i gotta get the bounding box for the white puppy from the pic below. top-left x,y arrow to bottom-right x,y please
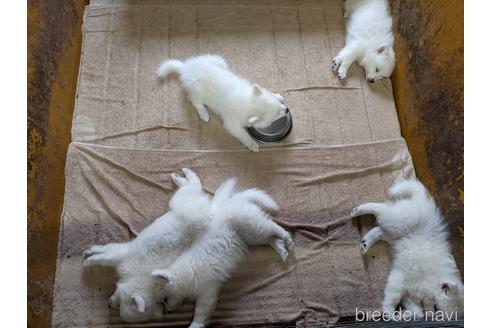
331,0 -> 395,82
157,54 -> 288,152
152,178 -> 294,328
351,179 -> 464,319
83,168 -> 212,322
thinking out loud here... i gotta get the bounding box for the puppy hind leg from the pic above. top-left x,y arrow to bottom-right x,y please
171,172 -> 188,187
269,238 -> 289,262
233,188 -> 279,212
181,168 -> 202,187
252,209 -> 294,252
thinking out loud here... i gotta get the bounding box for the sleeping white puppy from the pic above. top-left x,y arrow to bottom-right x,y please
83,168 -> 212,322
331,0 -> 395,83
351,179 -> 464,320
152,178 -> 294,328
157,54 -> 288,152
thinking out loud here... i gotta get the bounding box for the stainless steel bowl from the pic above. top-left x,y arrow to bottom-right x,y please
247,110 -> 292,143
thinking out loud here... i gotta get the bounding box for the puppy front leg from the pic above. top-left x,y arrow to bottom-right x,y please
83,242 -> 130,267
189,288 -> 219,328
165,295 -> 183,312
188,95 -> 210,122
108,288 -> 121,309
331,44 -> 358,79
351,202 -> 386,218
359,226 -> 384,254
223,120 -> 259,152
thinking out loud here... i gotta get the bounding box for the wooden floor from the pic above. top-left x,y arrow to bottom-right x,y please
27,0 -> 463,326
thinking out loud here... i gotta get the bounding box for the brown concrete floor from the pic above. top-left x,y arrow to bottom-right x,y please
390,0 -> 464,275
27,1 -> 463,326
28,1 -> 88,327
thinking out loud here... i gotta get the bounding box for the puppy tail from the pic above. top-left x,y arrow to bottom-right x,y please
233,189 -> 279,212
388,179 -> 428,200
157,59 -> 184,79
211,178 -> 237,209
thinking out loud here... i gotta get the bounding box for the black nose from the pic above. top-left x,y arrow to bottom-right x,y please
367,78 -> 375,83
285,108 -> 289,113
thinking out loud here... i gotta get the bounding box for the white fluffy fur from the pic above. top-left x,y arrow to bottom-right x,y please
351,179 -> 464,319
331,0 -> 395,82
83,169 -> 292,325
151,178 -> 294,328
83,168 -> 212,322
157,54 -> 288,152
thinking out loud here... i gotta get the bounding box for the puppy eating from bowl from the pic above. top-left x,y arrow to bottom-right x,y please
157,54 -> 288,152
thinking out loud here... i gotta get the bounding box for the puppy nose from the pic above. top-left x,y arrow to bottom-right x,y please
367,78 -> 375,83
285,108 -> 289,113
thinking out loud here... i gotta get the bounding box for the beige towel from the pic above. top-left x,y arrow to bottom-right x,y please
53,1 -> 411,327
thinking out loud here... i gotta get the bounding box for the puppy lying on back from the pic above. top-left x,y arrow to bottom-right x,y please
83,168 -> 212,322
351,179 -> 464,319
331,0 -> 395,82
83,169 -> 291,324
152,178 -> 294,328
157,54 -> 288,152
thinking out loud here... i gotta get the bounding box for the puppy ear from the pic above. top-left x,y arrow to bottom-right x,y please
248,116 -> 259,125
131,294 -> 146,313
152,269 -> 172,284
441,282 -> 458,296
253,84 -> 263,96
377,43 -> 389,54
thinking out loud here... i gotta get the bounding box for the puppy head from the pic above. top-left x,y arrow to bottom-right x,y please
248,84 -> 288,129
434,280 -> 464,318
361,43 -> 395,83
116,283 -> 164,323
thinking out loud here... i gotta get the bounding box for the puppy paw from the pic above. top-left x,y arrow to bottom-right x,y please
359,239 -> 368,254
82,248 -> 95,260
199,112 -> 210,123
337,67 -> 347,79
108,295 -> 119,309
284,234 -> 295,252
331,58 -> 341,71
277,244 -> 289,262
181,167 -> 193,178
83,245 -> 104,259
247,142 -> 260,152
189,322 -> 205,328
82,257 -> 94,267
350,207 -> 360,218
171,172 -> 187,187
